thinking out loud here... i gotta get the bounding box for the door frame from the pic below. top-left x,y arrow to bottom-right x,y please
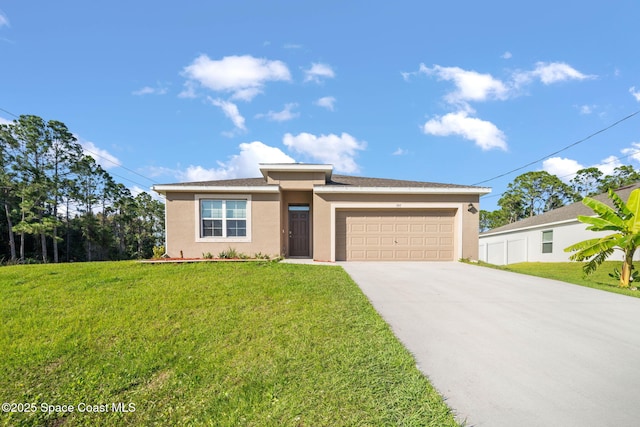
288,204 -> 311,257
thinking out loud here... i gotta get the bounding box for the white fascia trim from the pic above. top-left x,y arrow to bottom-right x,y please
480,217 -> 582,238
315,186 -> 492,195
259,163 -> 333,179
329,202 -> 464,262
153,185 -> 280,194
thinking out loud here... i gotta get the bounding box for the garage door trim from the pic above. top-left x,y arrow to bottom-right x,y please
329,202 -> 463,262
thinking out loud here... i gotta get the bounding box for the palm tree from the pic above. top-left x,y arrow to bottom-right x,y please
565,188 -> 640,288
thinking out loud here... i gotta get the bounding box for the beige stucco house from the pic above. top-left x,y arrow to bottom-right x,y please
152,163 -> 491,262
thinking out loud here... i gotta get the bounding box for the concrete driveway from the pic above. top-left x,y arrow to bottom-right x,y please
340,261 -> 640,427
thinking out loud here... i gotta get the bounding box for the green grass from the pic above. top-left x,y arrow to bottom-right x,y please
0,261 -> 457,427
475,260 -> 640,298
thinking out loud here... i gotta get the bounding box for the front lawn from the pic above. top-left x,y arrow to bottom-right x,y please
0,261 -> 457,426
476,260 -> 640,298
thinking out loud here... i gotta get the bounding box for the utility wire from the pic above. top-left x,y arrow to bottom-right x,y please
472,109 -> 640,186
480,147 -> 640,201
0,106 -> 160,188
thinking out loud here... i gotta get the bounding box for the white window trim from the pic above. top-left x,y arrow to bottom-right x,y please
195,194 -> 252,243
541,230 -> 553,254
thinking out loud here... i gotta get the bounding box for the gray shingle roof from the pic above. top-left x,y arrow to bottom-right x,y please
159,174 -> 487,190
327,175 -> 482,189
158,177 -> 270,186
481,183 -> 640,235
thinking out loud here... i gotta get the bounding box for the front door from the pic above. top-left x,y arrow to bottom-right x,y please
288,205 -> 310,257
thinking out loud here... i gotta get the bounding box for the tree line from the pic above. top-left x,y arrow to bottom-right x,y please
0,115 -> 164,264
480,165 -> 640,232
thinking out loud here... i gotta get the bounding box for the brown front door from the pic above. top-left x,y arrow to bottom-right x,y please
288,205 -> 310,257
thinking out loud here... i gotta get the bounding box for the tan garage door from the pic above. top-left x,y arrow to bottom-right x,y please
335,210 -> 455,261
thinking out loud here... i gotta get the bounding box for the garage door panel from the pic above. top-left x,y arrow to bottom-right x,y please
410,237 -> 424,245
440,237 -> 453,245
381,236 -> 394,245
366,237 -> 379,245
336,209 -> 456,261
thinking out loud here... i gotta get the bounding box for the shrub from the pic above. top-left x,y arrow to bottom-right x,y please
152,246 -> 165,259
218,247 -> 240,259
202,252 -> 214,259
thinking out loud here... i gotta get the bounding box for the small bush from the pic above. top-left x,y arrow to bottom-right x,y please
218,247 -> 240,259
152,246 -> 165,259
253,252 -> 271,260
202,252 -> 214,259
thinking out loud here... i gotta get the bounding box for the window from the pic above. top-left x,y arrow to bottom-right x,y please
541,230 -> 553,254
200,199 -> 247,239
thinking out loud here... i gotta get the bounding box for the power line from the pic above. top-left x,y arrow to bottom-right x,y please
0,106 -> 160,189
480,147 -> 640,201
472,109 -> 640,186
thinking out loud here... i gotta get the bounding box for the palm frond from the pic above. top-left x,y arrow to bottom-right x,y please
565,234 -> 621,259
577,215 -> 625,232
609,189 -> 633,220
582,248 -> 615,275
581,197 -> 626,228
625,189 -> 640,233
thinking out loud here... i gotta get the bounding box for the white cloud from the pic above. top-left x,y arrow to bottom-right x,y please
630,87 -> 640,102
315,96 -> 336,111
621,142 -> 640,163
132,84 -> 168,96
0,12 -> 9,28
210,98 -> 246,131
542,157 -> 584,180
0,116 -> 11,125
181,54 -> 291,101
81,141 -> 121,170
419,64 -> 509,105
516,62 -> 593,86
283,43 -> 302,49
304,63 -> 335,83
423,111 -> 507,151
178,141 -> 295,181
595,155 -> 623,176
283,132 -> 366,173
400,71 -> 414,82
392,148 -> 408,156
178,81 -> 197,99
415,62 -> 592,106
256,103 -> 299,122
578,104 -> 596,115
542,154 -> 627,181
501,51 -> 512,59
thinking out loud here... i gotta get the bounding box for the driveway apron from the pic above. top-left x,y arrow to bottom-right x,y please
340,261 -> 640,427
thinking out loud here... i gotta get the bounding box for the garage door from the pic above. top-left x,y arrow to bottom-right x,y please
335,209 -> 456,261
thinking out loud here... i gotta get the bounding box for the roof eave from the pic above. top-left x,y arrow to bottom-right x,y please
480,217 -> 586,237
314,186 -> 492,195
258,163 -> 333,180
152,185 -> 280,194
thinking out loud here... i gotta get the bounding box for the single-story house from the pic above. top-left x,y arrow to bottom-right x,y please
479,183 -> 640,265
152,163 -> 491,262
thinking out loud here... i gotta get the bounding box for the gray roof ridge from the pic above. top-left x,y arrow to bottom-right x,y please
481,182 -> 640,235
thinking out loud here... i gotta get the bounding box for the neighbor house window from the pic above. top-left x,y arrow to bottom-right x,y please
541,230 -> 553,254
199,199 -> 248,239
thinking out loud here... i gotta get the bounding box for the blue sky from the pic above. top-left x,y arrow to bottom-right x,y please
1,1 -> 639,211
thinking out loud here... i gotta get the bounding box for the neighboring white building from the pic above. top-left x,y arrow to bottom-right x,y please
479,183 -> 640,265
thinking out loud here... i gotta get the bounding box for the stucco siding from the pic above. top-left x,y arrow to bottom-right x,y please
313,192 -> 481,262
164,191 -> 281,258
